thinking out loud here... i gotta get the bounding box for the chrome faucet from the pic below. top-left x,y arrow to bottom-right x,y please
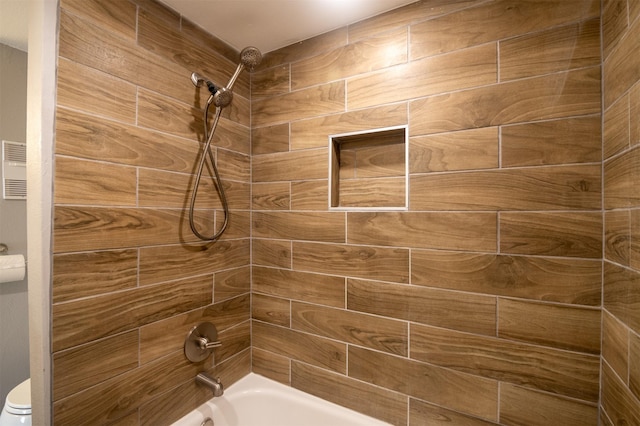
196,373 -> 224,397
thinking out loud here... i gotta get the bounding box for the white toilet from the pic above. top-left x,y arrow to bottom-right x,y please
0,378 -> 31,426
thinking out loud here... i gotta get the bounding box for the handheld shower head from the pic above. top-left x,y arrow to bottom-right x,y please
191,72 -> 218,95
239,46 -> 262,71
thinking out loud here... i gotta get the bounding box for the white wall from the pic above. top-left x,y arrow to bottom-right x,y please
0,42 -> 29,406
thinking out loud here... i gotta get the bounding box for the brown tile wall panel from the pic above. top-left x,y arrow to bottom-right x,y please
294,242 -> 410,284
291,27 -> 408,90
604,262 -> 640,334
409,399 -> 497,426
252,65 -> 290,99
252,293 -> 291,327
348,278 -> 496,336
604,94 -> 630,159
252,182 -> 290,210
411,164 -> 601,211
348,211 -> 496,252
410,0 -> 599,58
602,0 -> 630,58
53,331 -> 139,401
601,363 -> 640,425
410,324 -> 600,402
411,250 -> 602,306
57,58 -> 137,124
605,146 -> 640,209
290,180 -> 329,210
410,67 -> 601,135
252,148 -> 327,182
54,1 -> 253,419
499,383 -> 598,426
252,123 -> 290,155
410,127 -> 499,173
349,346 -> 499,421
630,333 -> 640,399
631,209 -> 640,269
52,275 -> 213,352
499,212 -> 602,258
252,81 -> 345,127
604,15 -> 640,107
502,116 -> 602,167
338,177 -> 406,208
252,347 -> 291,384
605,210 -> 631,266
55,108 -> 199,173
497,298 -> 601,354
52,249 -> 138,303
291,302 -> 408,356
253,211 -> 345,242
348,44 -> 497,110
252,266 -> 345,308
602,310 -> 630,381
632,84 -> 640,146
252,239 -> 292,268
252,321 -> 347,374
292,361 -> 408,426
499,19 -> 601,81
291,104 -> 407,150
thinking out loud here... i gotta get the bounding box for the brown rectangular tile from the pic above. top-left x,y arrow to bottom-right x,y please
604,16 -> 640,107
294,242 -> 409,284
138,168 -> 221,209
349,346 -> 498,421
605,147 -> 640,209
410,0 -> 599,58
602,0 -> 630,58
409,399 -> 496,426
502,115 -> 602,167
55,108 -> 199,174
348,278 -> 496,336
291,104 -> 407,150
252,65 -> 290,99
338,177 -> 406,208
498,298 -> 601,354
605,210 -> 631,266
410,323 -> 600,402
57,58 -> 136,123
604,262 -> 640,334
251,347 -> 291,385
252,81 -> 345,127
348,212 -> 496,252
631,209 -> 640,273
630,332 -> 640,400
52,275 -> 212,352
138,239 -> 249,285
410,127 -> 498,173
252,293 -> 290,327
217,148 -> 250,182
291,301 -> 407,356
603,310 -> 630,382
61,0 -> 136,40
252,266 -> 345,308
411,250 -> 601,306
601,363 -> 640,425
500,212 -> 602,258
291,180 -> 329,210
348,44 -> 497,110
410,164 -> 601,211
631,82 -> 640,146
252,321 -> 346,374
252,182 -> 290,210
53,331 -> 139,401
252,123 -> 289,155
410,67 -> 601,135
500,18 -> 600,81
292,361 -> 408,426
53,249 -> 138,303
604,93 -> 630,159
253,211 -> 345,242
500,383 -> 598,426
252,239 -> 291,268
252,148 -> 327,182
137,89 -> 199,139
214,266 -> 250,302
292,27 -> 407,90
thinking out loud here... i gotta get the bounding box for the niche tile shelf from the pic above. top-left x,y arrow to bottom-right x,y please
329,125 -> 408,210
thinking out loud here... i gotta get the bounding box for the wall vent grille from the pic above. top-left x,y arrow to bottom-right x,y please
2,140 -> 27,200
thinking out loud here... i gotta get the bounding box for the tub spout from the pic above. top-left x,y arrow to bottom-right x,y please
196,373 -> 224,397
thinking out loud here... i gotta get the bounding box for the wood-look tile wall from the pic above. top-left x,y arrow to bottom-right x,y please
251,1 -> 603,424
52,0 -> 251,424
602,0 -> 640,423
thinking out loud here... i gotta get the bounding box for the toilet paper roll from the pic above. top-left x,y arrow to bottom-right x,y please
0,254 -> 26,284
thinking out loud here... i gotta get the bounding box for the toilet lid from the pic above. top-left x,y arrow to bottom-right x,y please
6,378 -> 30,410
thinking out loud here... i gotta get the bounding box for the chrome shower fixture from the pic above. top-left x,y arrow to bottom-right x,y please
190,72 -> 218,96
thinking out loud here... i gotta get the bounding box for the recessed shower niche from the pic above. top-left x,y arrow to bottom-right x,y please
329,125 -> 408,210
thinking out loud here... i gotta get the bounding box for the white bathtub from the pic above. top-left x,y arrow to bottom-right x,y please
171,373 -> 391,426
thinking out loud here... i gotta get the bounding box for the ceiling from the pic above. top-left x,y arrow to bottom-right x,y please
0,0 -> 416,54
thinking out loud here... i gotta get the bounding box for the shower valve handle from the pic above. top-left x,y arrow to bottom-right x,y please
197,336 -> 222,350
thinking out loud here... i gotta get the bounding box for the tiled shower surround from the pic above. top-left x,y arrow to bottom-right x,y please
50,0 -> 640,424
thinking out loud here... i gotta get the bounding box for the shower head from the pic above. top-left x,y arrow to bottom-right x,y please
191,72 -> 218,96
239,46 -> 262,71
